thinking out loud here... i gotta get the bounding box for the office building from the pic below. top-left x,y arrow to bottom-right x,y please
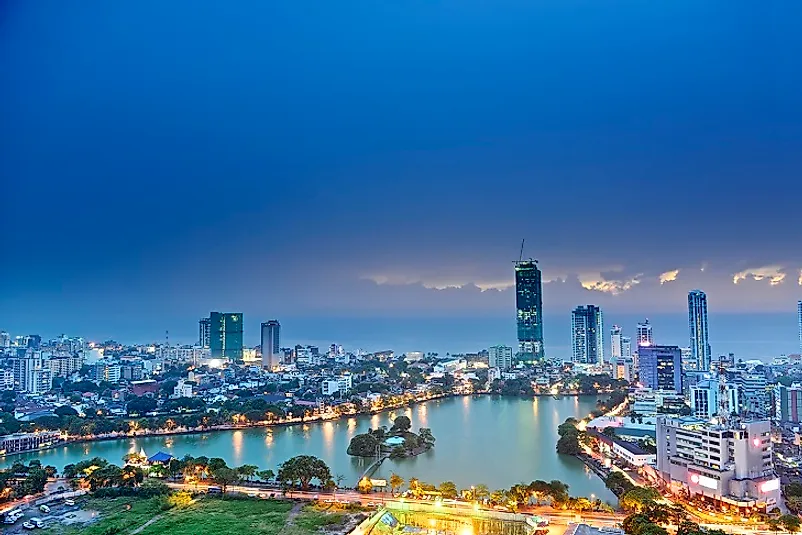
261,320 -> 281,369
208,312 -> 243,360
688,290 -> 712,372
0,331 -> 10,348
690,379 -> 739,419
636,319 -> 653,347
774,384 -> 802,424
515,260 -> 544,359
571,305 -> 604,364
488,345 -> 513,370
656,417 -> 778,510
322,374 -> 352,396
1,370 -> 14,390
610,325 -> 623,360
638,345 -> 682,392
198,317 -> 211,348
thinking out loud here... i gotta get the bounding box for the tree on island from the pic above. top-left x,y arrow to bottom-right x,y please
391,415 -> 412,433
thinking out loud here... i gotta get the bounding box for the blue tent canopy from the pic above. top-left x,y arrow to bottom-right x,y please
147,451 -> 174,464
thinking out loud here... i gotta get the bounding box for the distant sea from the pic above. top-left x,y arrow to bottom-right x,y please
280,313 -> 800,362
22,312 -> 800,363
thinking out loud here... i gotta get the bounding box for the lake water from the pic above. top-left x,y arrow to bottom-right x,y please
2,395 -> 615,502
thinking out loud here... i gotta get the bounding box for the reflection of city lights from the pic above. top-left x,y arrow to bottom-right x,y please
460,525 -> 473,535
690,474 -> 700,484
752,438 -> 761,447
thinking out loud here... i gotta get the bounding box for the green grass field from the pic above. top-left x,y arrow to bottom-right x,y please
48,496 -> 354,535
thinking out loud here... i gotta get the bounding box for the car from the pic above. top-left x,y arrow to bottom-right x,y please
3,516 -> 16,525
64,499 -> 76,506
31,518 -> 45,528
324,499 -> 335,503
257,493 -> 268,499
22,521 -> 36,530
39,505 -> 50,513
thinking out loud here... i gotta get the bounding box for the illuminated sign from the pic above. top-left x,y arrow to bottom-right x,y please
689,472 -> 717,490
370,479 -> 387,487
760,479 -> 780,493
753,437 -> 761,447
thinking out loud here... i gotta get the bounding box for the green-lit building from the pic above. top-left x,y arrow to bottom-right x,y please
208,312 -> 243,360
515,260 -> 544,360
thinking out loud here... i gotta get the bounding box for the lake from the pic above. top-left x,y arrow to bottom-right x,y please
2,395 -> 615,502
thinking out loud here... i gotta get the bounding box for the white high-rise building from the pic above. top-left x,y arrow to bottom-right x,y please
571,305 -> 604,364
636,319 -> 653,347
610,325 -> 623,360
689,290 -> 712,371
488,345 -> 513,370
11,354 -> 52,394
681,347 -> 695,371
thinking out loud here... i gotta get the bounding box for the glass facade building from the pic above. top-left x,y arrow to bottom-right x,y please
688,290 -> 711,372
515,260 -> 544,360
209,312 -> 243,360
638,345 -> 682,392
261,319 -> 281,369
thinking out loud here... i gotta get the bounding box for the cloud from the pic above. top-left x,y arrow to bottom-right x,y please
798,269 -> 802,286
659,269 -> 680,285
362,273 -> 513,292
732,265 -> 786,286
579,272 -> 642,295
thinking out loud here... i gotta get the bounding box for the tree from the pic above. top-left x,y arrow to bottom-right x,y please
120,465 -> 144,487
677,521 -> 702,535
127,396 -> 157,415
236,464 -> 258,482
213,467 -> 240,493
781,515 -> 801,533
490,489 -> 506,505
390,473 -> 404,496
257,469 -> 275,482
439,481 -> 458,499
391,415 -> 412,434
418,428 -> 436,447
768,518 -> 783,533
620,487 -> 661,513
277,455 -> 332,490
54,405 -> 79,417
606,471 -> 635,496
358,477 -> 373,494
347,433 -> 380,457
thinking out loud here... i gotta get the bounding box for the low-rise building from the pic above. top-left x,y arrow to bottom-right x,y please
0,430 -> 62,454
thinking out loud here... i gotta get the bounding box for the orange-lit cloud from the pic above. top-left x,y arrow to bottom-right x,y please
659,269 -> 680,285
732,265 -> 786,286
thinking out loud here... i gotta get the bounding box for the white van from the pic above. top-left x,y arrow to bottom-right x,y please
39,505 -> 50,513
31,517 -> 45,528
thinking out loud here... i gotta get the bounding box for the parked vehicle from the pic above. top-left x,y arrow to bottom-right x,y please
39,505 -> 50,513
22,521 -> 36,530
64,499 -> 76,506
31,517 -> 45,528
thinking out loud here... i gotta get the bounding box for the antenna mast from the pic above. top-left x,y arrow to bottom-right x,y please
519,239 -> 525,262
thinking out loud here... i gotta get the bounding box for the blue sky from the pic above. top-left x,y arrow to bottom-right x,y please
1,1 -> 801,340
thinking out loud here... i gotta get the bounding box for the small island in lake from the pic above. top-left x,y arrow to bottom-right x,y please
347,415 -> 435,458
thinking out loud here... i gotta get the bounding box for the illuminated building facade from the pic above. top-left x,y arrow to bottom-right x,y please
688,290 -> 712,372
208,312 -> 243,360
656,417 -> 778,510
638,345 -> 682,392
571,305 -> 604,364
515,260 -> 544,360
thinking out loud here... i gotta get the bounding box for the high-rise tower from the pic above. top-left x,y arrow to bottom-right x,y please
798,301 -> 802,353
610,325 -> 623,360
209,312 -> 243,360
198,317 -> 211,348
571,305 -> 604,364
515,259 -> 544,360
261,320 -> 281,369
688,290 -> 712,371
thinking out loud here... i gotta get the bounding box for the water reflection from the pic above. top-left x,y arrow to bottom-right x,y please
232,431 -> 243,464
322,422 -> 334,455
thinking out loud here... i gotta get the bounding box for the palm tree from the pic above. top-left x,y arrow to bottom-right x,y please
490,489 -> 506,505
390,472 -> 404,497
408,478 -> 422,499
334,474 -> 346,501
473,484 -> 490,502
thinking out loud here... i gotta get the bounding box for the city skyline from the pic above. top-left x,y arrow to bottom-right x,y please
2,2 -> 802,336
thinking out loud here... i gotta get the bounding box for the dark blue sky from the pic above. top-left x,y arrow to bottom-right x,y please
2,1 -> 801,342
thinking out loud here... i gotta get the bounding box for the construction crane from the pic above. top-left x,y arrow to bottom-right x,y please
514,239 -> 537,264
